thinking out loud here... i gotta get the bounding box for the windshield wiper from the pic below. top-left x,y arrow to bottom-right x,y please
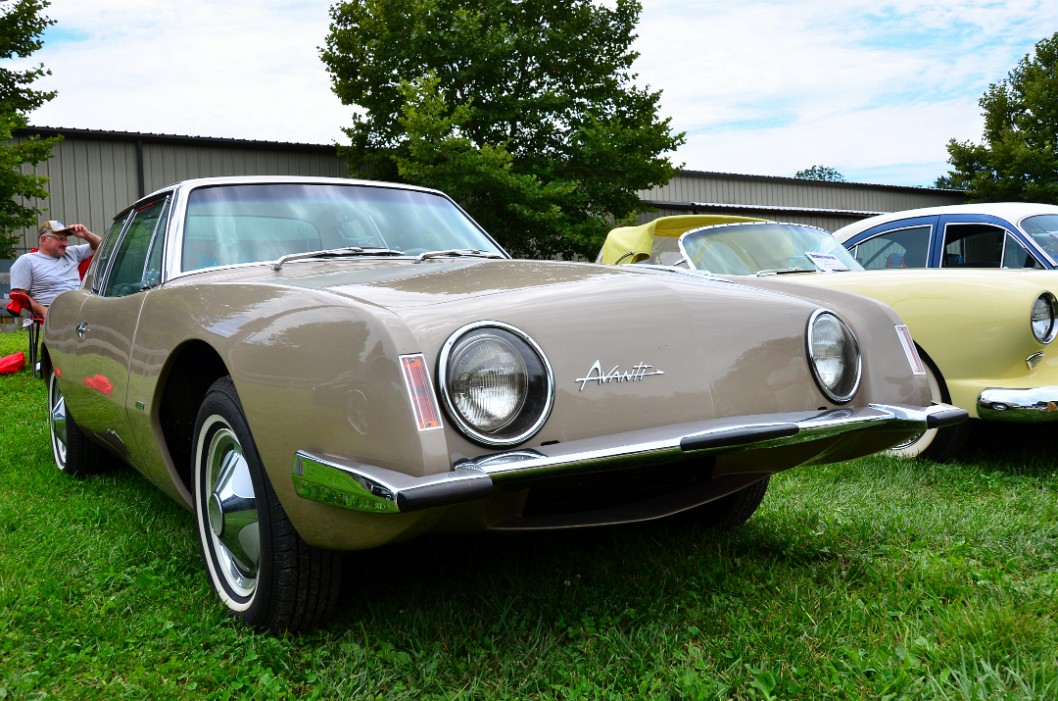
754,268 -> 816,276
272,247 -> 402,271
413,249 -> 505,264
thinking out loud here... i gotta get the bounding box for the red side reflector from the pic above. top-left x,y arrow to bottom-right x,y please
400,354 -> 443,430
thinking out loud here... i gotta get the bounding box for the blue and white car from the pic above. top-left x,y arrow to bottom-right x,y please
832,202 -> 1058,271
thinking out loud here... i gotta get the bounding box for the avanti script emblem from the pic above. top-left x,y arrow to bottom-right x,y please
576,361 -> 665,391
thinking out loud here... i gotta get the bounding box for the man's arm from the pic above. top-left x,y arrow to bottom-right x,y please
9,288 -> 47,319
66,224 -> 101,250
7,257 -> 46,317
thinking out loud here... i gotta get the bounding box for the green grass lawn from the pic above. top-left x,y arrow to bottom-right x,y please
1,330 -> 1056,700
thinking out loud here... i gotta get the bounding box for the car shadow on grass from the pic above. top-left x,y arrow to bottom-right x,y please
957,419 -> 1058,473
328,507 -> 840,639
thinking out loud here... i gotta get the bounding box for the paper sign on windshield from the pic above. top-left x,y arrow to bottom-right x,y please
805,252 -> 850,273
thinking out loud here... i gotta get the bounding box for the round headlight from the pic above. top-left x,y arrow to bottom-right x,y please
807,310 -> 861,403
438,322 -> 554,446
1031,292 -> 1058,344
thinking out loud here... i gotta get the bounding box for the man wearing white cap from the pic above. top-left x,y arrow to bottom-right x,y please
10,220 -> 101,318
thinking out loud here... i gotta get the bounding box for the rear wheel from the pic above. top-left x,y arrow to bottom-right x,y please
48,370 -> 108,475
193,376 -> 342,632
888,356 -> 970,461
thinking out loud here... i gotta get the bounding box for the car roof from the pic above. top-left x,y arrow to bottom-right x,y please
141,175 -> 440,203
832,202 -> 1058,241
599,214 -> 766,264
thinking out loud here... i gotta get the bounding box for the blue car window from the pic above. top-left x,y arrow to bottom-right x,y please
941,224 -> 1006,267
1001,232 -> 1044,269
851,226 -> 930,269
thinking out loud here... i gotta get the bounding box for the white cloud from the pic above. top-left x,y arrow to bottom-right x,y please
17,0 -> 1058,185
27,0 -> 350,143
631,0 -> 1057,183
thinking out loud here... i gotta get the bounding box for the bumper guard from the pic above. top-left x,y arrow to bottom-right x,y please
977,386 -> 1058,422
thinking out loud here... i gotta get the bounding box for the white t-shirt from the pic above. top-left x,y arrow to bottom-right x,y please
10,245 -> 93,307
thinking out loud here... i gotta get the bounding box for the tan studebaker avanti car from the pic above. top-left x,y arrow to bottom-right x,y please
39,176 -> 964,631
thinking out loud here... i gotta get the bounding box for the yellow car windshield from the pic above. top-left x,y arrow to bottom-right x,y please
680,223 -> 865,275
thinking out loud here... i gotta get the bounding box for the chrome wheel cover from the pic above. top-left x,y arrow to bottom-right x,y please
48,374 -> 68,470
201,420 -> 261,599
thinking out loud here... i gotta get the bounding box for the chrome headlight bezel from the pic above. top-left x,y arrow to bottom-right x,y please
437,321 -> 555,447
806,309 -> 862,404
1031,292 -> 1058,344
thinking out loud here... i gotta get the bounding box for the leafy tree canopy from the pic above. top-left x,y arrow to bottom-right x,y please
943,32 -> 1058,203
321,0 -> 685,258
794,165 -> 845,182
0,0 -> 60,257
932,174 -> 962,190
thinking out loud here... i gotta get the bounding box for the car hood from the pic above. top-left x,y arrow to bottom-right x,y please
183,258 -> 711,306
177,257 -> 819,311
171,258 -> 859,427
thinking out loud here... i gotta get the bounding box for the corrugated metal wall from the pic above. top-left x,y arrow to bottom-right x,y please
637,170 -> 966,230
139,142 -> 347,192
640,206 -> 859,231
29,137 -> 141,238
8,128 -> 966,252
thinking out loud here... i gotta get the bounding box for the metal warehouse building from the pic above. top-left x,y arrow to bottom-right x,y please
8,126 -> 967,252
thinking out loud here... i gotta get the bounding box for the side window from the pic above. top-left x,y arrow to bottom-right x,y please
851,226 -> 930,269
90,214 -> 131,294
941,224 -> 1004,267
1001,233 -> 1044,269
143,209 -> 168,288
100,198 -> 171,298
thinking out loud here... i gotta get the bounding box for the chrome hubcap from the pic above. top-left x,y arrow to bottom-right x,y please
49,376 -> 68,467
204,425 -> 260,597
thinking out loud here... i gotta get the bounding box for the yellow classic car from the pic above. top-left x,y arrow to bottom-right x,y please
599,215 -> 1058,460
40,178 -> 963,631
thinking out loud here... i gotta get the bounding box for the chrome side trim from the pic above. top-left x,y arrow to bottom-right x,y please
977,386 -> 1058,422
291,402 -> 966,514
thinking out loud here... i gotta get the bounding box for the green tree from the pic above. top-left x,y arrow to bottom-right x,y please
932,174 -> 962,189
943,32 -> 1058,203
0,0 -> 60,257
794,165 -> 845,182
321,0 -> 685,258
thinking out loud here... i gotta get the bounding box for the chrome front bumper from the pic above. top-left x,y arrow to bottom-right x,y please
292,402 -> 966,515
977,386 -> 1058,422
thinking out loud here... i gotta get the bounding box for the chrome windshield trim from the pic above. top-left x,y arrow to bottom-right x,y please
292,402 -> 966,514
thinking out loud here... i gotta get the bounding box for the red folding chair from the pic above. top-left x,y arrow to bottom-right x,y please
6,250 -> 93,376
6,292 -> 43,375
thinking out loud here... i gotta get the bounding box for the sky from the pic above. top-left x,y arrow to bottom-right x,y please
13,0 -> 1058,188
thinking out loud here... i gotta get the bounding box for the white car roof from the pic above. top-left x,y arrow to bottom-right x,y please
141,175 -> 439,203
832,202 -> 1058,242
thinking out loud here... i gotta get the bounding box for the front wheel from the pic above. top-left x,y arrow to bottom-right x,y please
888,356 -> 970,461
193,376 -> 342,632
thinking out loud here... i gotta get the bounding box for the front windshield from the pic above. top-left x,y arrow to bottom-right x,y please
1020,214 -> 1058,264
181,183 -> 506,271
678,222 -> 865,275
